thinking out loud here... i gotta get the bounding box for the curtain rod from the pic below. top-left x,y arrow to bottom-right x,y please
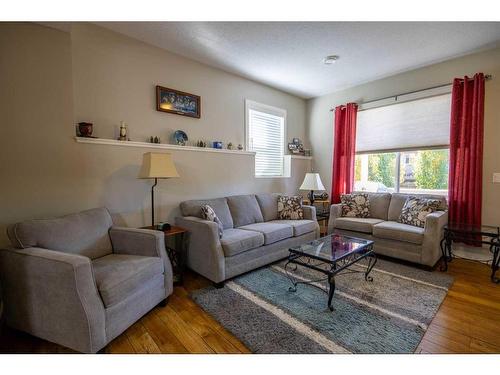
329,74 -> 492,112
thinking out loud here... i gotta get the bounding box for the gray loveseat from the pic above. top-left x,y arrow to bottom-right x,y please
176,193 -> 320,284
0,207 -> 173,353
328,192 -> 448,267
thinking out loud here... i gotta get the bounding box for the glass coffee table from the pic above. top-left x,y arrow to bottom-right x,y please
286,234 -> 376,311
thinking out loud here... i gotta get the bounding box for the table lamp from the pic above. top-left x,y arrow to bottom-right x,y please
138,152 -> 179,226
299,173 -> 325,205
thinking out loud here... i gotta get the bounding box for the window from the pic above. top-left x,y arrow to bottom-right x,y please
354,93 -> 451,195
354,149 -> 450,195
246,100 -> 286,177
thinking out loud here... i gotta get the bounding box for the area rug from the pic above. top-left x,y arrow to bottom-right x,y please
191,258 -> 454,353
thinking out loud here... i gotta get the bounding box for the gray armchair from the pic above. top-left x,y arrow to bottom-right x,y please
0,207 -> 173,353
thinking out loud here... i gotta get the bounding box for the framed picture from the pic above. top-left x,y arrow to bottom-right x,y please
156,85 -> 201,118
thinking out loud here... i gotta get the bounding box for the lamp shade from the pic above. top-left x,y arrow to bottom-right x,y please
299,173 -> 325,191
138,152 -> 179,179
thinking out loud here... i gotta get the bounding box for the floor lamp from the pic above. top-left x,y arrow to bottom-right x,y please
138,152 -> 179,227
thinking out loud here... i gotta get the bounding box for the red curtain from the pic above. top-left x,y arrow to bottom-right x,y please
331,103 -> 358,203
448,73 -> 485,231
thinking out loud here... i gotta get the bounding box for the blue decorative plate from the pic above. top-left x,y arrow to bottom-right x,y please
174,130 -> 188,145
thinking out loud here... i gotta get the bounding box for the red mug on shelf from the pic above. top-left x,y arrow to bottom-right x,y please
78,122 -> 93,137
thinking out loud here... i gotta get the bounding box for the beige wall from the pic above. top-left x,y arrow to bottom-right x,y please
71,23 -> 308,147
0,22 -> 310,246
307,46 -> 500,226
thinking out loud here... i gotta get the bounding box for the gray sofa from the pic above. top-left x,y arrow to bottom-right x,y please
176,193 -> 320,284
0,207 -> 173,353
328,192 -> 448,267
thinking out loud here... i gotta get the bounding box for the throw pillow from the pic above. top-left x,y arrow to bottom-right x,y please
340,193 -> 371,218
277,195 -> 304,220
200,205 -> 224,238
398,197 -> 441,228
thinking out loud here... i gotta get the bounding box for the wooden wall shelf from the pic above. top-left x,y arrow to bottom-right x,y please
74,137 -> 256,156
74,137 -> 313,160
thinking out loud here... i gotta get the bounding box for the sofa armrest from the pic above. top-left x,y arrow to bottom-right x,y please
0,247 -> 106,353
422,211 -> 448,266
175,216 -> 225,283
328,204 -> 342,234
109,227 -> 173,295
302,205 -> 317,221
110,226 -> 164,257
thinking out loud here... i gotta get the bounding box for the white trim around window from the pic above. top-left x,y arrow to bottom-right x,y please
245,100 -> 287,178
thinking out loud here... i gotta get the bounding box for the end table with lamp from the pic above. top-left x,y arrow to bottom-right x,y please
300,173 -> 329,235
299,172 -> 326,206
141,225 -> 189,285
138,152 -> 179,227
138,152 -> 188,285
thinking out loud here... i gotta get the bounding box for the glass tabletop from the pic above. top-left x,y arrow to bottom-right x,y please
444,224 -> 500,237
289,234 -> 374,263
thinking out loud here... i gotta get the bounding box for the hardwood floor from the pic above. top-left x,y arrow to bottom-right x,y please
0,258 -> 498,354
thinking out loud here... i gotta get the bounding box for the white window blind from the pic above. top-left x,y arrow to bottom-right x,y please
246,101 -> 286,177
356,93 -> 451,153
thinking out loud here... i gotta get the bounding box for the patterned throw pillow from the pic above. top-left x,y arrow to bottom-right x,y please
340,193 -> 371,218
277,195 -> 304,220
398,197 -> 441,228
200,205 -> 223,238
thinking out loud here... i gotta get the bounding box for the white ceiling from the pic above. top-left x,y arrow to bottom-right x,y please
96,22 -> 500,98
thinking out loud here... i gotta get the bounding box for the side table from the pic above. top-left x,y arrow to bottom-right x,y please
142,225 -> 189,286
303,198 -> 331,236
441,224 -> 500,283
316,211 -> 330,236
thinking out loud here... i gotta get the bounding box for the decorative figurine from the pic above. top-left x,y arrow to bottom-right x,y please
118,121 -> 128,141
227,142 -> 233,150
237,144 -> 244,150
196,140 -> 207,147
288,137 -> 304,154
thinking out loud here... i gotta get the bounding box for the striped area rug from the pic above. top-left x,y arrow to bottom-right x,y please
191,258 -> 453,353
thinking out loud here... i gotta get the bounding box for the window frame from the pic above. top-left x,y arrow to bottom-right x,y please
354,146 -> 450,195
245,99 -> 287,178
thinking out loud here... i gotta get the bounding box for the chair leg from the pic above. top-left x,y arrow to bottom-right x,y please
158,297 -> 169,307
214,282 -> 225,289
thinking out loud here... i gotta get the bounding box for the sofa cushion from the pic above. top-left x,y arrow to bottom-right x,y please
93,254 -> 164,307
388,193 -> 447,221
340,193 -> 371,218
220,228 -> 265,257
373,221 -> 424,245
239,222 -> 293,245
398,196 -> 441,228
354,192 -> 391,220
180,198 -> 234,229
269,220 -> 317,237
226,195 -> 264,227
334,217 -> 384,234
200,205 -> 223,238
277,195 -> 304,220
255,193 -> 280,222
7,207 -> 113,259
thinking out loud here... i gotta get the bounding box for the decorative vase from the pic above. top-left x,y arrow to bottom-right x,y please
78,122 -> 93,137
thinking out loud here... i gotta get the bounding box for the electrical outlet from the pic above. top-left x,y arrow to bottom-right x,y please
493,173 -> 500,183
